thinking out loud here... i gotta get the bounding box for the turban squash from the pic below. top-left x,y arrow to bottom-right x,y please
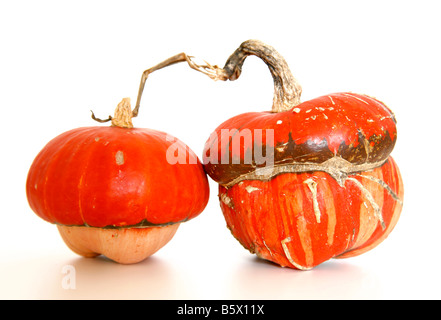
202,40 -> 404,270
26,61 -> 210,264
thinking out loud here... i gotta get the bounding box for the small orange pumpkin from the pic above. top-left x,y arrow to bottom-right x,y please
26,57 -> 210,264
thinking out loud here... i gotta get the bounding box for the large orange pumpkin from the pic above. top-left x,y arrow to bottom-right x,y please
201,40 -> 404,269
27,61 -> 210,264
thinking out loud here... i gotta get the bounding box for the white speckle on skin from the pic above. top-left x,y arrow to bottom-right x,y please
293,108 -> 301,113
115,150 -> 125,165
328,96 -> 336,105
277,120 -> 283,124
306,109 -> 312,113
220,194 -> 233,208
343,93 -> 370,105
276,142 -> 289,152
245,185 -> 261,193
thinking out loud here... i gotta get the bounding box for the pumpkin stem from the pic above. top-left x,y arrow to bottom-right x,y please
92,40 -> 300,123
133,53 -> 227,118
111,98 -> 133,128
221,40 -> 302,113
91,53 -> 224,125
91,98 -> 134,128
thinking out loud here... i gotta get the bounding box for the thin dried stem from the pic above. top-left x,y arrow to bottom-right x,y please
193,40 -> 303,113
91,53 -> 225,124
91,110 -> 112,123
92,39 -> 301,124
133,52 -> 227,118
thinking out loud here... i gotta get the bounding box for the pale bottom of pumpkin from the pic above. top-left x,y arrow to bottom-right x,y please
57,224 -> 179,264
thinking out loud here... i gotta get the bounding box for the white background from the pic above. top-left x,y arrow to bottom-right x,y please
1,0 -> 440,300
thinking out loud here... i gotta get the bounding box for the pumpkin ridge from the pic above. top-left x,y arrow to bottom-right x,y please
222,157 -> 388,188
55,217 -> 187,229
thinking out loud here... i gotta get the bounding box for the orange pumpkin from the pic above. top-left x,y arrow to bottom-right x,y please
201,40 -> 404,269
26,58 -> 210,264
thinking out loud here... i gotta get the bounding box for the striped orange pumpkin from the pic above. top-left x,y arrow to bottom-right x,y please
218,157 -> 403,270
201,40 -> 404,269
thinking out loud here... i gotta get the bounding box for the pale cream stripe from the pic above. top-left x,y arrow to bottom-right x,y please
303,178 -> 321,223
281,237 -> 312,271
347,172 -> 385,250
280,184 -> 314,270
297,216 -> 314,267
334,161 -> 403,259
317,174 -> 337,247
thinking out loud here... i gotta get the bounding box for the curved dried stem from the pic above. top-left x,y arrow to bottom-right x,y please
90,110 -> 112,123
91,53 -> 225,124
224,40 -> 302,112
133,52 -> 227,118
194,40 -> 303,113
91,40 -> 301,124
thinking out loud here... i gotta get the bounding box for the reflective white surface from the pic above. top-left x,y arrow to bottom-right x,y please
1,188 -> 439,300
